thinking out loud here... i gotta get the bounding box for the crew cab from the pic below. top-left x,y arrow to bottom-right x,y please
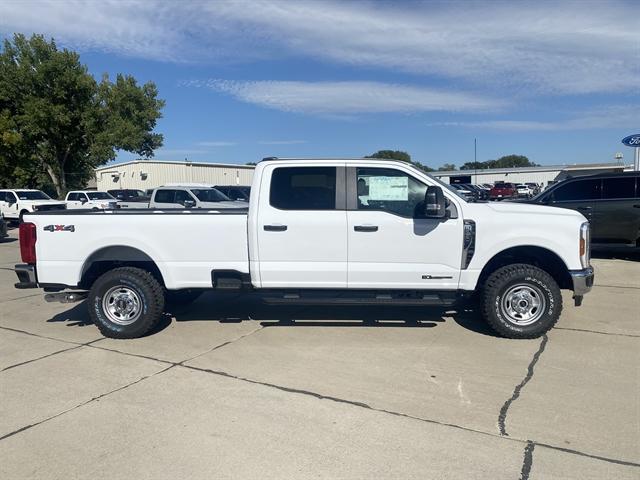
0,189 -> 66,223
65,191 -> 119,210
489,182 -> 517,200
14,158 -> 594,340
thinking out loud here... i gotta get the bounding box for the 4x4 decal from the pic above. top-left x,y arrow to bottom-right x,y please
44,224 -> 75,232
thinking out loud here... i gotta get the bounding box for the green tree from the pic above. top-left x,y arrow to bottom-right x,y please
0,34 -> 164,197
438,163 -> 456,171
366,150 -> 434,172
460,155 -> 538,170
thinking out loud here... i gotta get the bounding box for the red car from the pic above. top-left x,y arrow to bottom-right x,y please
489,182 -> 517,200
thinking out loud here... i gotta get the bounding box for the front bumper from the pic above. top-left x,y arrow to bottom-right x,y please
14,264 -> 37,289
569,266 -> 594,304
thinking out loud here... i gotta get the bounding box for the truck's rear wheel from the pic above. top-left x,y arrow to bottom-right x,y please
481,264 -> 562,339
88,267 -> 165,339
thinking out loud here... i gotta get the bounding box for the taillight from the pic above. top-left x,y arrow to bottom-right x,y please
19,222 -> 37,264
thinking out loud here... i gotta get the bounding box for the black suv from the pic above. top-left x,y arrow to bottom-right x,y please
521,171 -> 640,247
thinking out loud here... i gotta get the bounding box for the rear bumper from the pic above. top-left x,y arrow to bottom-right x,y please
569,266 -> 594,299
14,264 -> 37,289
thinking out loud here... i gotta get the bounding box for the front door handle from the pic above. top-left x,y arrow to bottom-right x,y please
263,224 -> 287,232
354,225 -> 378,232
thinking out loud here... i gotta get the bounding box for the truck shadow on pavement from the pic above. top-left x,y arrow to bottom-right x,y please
46,292 -> 495,337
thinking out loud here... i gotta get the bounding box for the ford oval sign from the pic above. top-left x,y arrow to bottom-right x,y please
622,134 -> 640,147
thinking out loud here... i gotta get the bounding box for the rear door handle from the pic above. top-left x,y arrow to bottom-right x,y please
354,225 -> 378,232
263,224 -> 287,232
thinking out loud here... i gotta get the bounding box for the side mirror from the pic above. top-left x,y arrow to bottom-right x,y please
424,186 -> 446,218
80,197 -> 87,204
182,199 -> 196,209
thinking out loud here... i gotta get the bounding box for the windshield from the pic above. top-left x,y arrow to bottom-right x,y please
191,188 -> 230,202
17,191 -> 51,200
87,192 -> 115,200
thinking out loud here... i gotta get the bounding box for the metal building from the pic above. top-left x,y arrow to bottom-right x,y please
433,162 -> 631,186
95,160 -> 255,191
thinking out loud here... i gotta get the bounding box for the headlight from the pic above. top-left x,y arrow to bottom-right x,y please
579,222 -> 590,268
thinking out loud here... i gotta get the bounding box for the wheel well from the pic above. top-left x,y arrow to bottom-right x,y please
478,246 -> 572,290
79,246 -> 164,290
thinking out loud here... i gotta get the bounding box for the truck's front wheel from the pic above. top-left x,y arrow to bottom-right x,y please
481,264 -> 562,339
88,267 -> 165,339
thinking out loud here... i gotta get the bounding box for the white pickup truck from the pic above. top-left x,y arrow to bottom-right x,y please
0,189 -> 66,223
14,158 -> 593,339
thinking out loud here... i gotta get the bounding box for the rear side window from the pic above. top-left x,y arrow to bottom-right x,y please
553,179 -> 600,201
270,167 -> 336,210
154,190 -> 175,203
601,177 -> 637,199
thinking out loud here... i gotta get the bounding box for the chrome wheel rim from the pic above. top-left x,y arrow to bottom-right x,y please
102,286 -> 142,325
500,283 -> 546,326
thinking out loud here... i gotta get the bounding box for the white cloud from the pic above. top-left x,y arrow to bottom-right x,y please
196,141 -> 237,147
426,105 -> 640,131
258,140 -> 307,145
186,79 -> 504,115
1,1 -> 637,95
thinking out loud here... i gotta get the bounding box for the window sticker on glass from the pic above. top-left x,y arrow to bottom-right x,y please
368,176 -> 409,201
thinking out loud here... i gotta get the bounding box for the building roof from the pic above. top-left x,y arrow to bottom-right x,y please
95,159 -> 256,171
432,162 -> 629,177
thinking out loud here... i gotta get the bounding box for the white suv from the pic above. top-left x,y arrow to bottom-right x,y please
65,191 -> 119,210
0,189 -> 66,222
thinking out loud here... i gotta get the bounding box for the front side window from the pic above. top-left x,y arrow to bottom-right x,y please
67,193 -> 79,201
601,177 -> 637,199
191,188 -> 229,202
174,190 -> 194,204
356,168 -> 427,217
270,167 -> 336,210
552,179 -> 600,202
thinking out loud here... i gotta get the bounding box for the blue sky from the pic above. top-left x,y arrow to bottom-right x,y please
1,0 -> 638,168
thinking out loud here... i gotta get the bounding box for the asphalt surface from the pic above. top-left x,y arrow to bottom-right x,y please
0,227 -> 638,479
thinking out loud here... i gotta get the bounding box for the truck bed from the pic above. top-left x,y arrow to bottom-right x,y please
26,208 -> 250,289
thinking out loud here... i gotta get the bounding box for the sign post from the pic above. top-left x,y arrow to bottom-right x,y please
621,134 -> 640,171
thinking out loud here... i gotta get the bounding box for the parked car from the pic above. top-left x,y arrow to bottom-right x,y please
107,189 -> 151,209
462,184 -> 489,201
450,184 -> 476,202
520,171 -> 640,247
0,212 -> 8,240
150,185 -> 246,209
65,191 -> 119,210
0,189 -> 66,223
489,182 -> 517,200
15,157 -> 593,340
214,185 -> 251,201
515,184 -> 533,198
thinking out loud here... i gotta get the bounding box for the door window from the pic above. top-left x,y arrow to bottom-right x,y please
601,177 -> 637,199
174,190 -> 193,204
356,168 -> 427,217
553,179 -> 600,202
4,192 -> 17,203
154,190 -> 175,203
67,193 -> 80,201
270,167 -> 336,210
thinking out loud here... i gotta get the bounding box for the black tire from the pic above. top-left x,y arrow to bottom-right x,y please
481,263 -> 562,339
88,267 -> 165,339
165,289 -> 202,306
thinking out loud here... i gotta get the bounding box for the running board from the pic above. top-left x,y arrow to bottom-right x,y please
261,292 -> 459,306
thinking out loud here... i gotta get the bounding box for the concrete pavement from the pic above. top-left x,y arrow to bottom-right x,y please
0,228 -> 638,479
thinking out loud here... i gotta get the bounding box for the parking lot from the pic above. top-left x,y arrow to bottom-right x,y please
0,227 -> 638,479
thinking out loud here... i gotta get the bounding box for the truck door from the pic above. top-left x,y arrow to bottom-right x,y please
66,192 -> 80,209
594,175 -> 640,245
1,192 -> 18,218
547,178 -> 600,227
256,164 -> 348,288
346,166 -> 463,290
